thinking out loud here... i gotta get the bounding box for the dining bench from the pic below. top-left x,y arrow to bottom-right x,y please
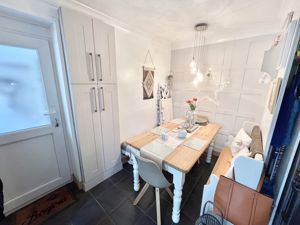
201,122 -> 265,215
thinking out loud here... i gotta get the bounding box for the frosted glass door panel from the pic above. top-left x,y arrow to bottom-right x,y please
0,45 -> 50,134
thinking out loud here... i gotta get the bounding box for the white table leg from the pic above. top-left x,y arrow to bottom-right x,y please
131,154 -> 140,191
171,169 -> 186,223
206,138 -> 215,163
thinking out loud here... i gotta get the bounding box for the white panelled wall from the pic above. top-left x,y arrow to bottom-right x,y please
171,35 -> 275,152
115,30 -> 171,142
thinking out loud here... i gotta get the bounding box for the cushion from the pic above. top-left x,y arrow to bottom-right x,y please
232,147 -> 251,164
249,126 -> 263,158
231,128 -> 252,156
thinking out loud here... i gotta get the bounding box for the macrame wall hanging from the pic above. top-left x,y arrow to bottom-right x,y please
142,50 -> 155,100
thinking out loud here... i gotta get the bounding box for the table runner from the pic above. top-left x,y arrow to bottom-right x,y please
141,125 -> 203,167
141,135 -> 184,167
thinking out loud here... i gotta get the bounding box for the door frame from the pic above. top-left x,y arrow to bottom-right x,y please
0,6 -> 82,214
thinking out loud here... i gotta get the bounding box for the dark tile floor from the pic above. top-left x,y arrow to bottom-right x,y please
1,155 -> 217,225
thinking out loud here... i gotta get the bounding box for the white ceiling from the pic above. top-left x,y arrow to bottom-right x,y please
75,0 -> 298,48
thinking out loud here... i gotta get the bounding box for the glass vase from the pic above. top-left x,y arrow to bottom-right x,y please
186,110 -> 196,127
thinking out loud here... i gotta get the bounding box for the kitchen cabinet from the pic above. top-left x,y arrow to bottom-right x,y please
60,7 -> 121,190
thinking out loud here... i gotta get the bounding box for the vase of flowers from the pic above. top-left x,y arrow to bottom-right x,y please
186,97 -> 197,126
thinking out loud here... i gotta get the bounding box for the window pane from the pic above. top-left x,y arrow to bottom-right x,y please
0,44 -> 50,134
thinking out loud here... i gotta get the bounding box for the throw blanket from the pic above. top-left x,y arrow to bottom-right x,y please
0,179 -> 4,221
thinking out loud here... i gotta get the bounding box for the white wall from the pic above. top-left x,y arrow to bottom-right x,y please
171,35 -> 275,151
115,29 -> 171,141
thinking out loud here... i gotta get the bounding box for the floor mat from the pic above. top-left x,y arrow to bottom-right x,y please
14,186 -> 75,225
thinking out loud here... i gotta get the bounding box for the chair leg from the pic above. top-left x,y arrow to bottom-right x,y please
155,187 -> 161,225
165,187 -> 173,199
133,183 -> 149,205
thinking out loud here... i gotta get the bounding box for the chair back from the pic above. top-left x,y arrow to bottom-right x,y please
133,154 -> 171,189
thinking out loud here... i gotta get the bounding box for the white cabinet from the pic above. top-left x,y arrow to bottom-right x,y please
60,8 -> 121,190
93,19 -> 117,84
60,9 -> 96,84
72,85 -> 105,181
98,84 -> 120,170
60,8 -> 116,84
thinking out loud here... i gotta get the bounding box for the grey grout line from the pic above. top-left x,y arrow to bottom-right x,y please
88,191 -> 117,225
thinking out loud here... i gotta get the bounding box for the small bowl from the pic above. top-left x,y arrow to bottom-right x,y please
178,129 -> 187,139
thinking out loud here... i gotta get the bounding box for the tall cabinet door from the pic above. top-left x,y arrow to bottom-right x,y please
60,8 -> 96,84
72,85 -> 104,181
93,19 -> 117,84
98,84 -> 121,170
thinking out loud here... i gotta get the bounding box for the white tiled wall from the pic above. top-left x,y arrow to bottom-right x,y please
171,35 -> 275,151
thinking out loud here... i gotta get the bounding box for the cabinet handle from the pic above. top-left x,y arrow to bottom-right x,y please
96,53 -> 103,81
91,87 -> 97,112
88,52 -> 95,81
100,87 -> 105,111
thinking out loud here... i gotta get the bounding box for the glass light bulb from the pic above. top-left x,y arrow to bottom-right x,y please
197,70 -> 204,82
190,66 -> 197,74
190,58 -> 196,68
192,78 -> 199,87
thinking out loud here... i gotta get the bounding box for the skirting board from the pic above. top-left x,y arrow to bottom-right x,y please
82,163 -> 123,191
4,179 -> 72,216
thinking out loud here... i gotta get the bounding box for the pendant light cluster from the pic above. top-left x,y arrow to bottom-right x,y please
190,23 -> 208,83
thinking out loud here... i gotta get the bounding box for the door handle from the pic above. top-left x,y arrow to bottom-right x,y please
88,52 -> 95,81
90,87 -> 97,112
54,118 -> 59,127
96,53 -> 103,81
100,87 -> 105,111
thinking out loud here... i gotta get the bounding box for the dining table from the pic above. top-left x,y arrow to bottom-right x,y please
122,118 -> 221,223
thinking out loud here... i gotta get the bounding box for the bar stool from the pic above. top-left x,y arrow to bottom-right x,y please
132,154 -> 173,225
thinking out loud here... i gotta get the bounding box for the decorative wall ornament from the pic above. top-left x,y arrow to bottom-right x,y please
157,84 -> 172,125
142,50 -> 155,100
159,84 -> 170,99
143,67 -> 155,99
167,72 -> 174,98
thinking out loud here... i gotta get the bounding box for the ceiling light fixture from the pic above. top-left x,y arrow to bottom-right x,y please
190,23 -> 208,83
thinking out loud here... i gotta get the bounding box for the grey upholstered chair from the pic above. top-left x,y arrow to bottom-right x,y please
132,154 -> 173,225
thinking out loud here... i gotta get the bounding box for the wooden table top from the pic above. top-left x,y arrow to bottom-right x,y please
126,121 -> 221,173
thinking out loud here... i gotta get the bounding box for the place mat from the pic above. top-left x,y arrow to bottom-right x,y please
150,126 -> 169,135
183,138 -> 208,151
141,139 -> 174,167
14,187 -> 75,225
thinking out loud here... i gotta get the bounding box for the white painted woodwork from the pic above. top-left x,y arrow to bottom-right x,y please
71,85 -> 105,182
98,84 -> 121,171
93,19 -> 117,83
206,138 -> 215,163
0,17 -> 71,214
60,8 -> 96,84
61,8 -> 122,190
61,8 -> 117,85
171,35 -> 274,152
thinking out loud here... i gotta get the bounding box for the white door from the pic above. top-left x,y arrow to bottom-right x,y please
60,8 -> 96,84
71,85 -> 105,182
98,85 -> 121,170
0,28 -> 71,214
93,19 -> 117,84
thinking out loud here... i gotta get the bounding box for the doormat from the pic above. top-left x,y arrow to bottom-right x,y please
14,187 -> 75,225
